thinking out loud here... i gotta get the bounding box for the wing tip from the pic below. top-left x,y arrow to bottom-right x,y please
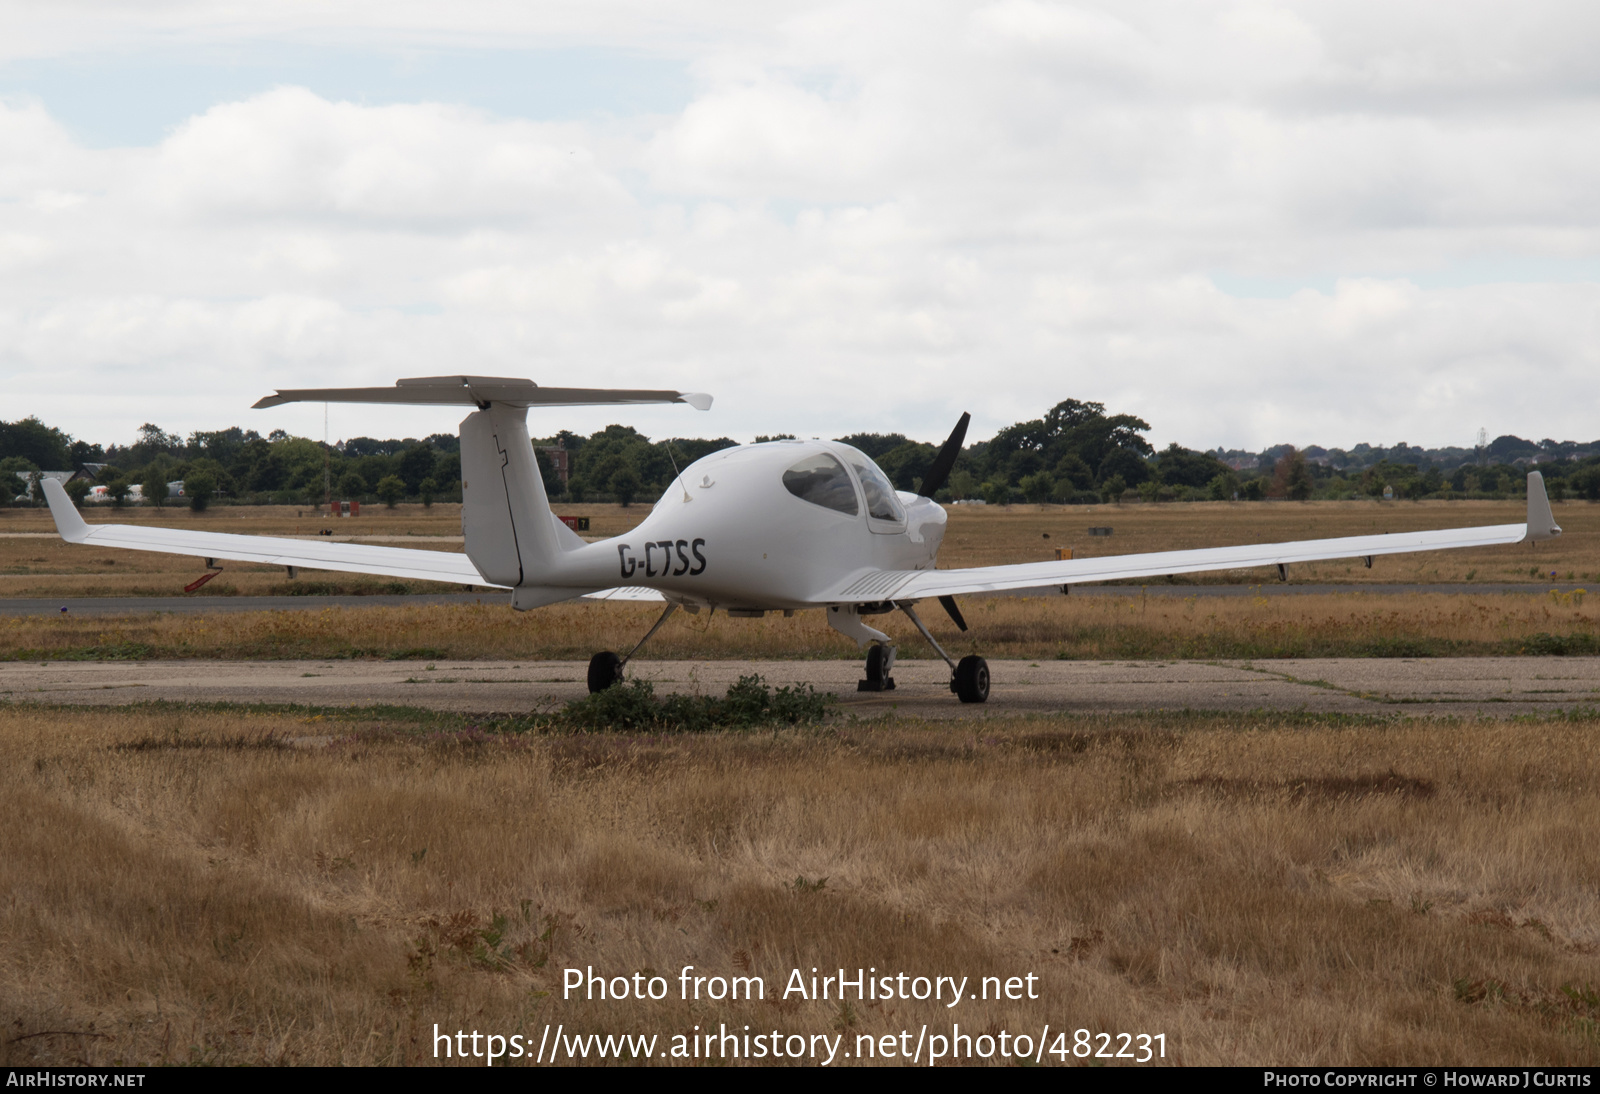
41,478 -> 90,543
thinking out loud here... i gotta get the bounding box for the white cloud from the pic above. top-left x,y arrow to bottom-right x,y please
3,1 -> 1600,452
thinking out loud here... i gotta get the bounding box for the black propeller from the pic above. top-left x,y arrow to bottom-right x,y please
938,595 -> 968,632
918,411 -> 970,498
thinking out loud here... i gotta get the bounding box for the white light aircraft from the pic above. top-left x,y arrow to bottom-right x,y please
43,376 -> 1562,703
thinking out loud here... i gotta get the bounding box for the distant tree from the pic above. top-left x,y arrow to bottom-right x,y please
876,440 -> 938,492
609,465 -> 642,507
1052,453 -> 1094,491
418,477 -> 438,508
375,475 -> 405,508
398,443 -> 437,493
1206,472 -> 1240,501
835,433 -> 910,460
105,478 -> 131,507
1565,467 -> 1599,500
141,474 -> 167,508
533,447 -> 562,500
337,471 -> 367,498
1100,473 -> 1128,504
1097,446 -> 1152,488
0,417 -> 72,470
131,423 -> 184,465
1154,443 -> 1231,489
1019,471 -> 1055,505
69,439 -> 104,470
64,479 -> 91,507
980,480 -> 1011,506
185,470 -> 217,511
1270,448 -> 1313,500
948,470 -> 977,500
0,457 -> 36,504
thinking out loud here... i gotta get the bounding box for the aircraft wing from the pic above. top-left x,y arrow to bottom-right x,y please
828,471 -> 1560,603
43,478 -> 666,603
44,480 -> 496,585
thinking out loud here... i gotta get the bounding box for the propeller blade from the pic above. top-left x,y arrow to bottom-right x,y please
918,412 -> 970,498
938,595 -> 968,632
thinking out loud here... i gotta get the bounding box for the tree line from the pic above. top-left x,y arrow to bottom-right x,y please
5,403 -> 1599,510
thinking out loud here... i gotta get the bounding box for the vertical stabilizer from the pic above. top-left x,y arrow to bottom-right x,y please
460,404 -> 565,586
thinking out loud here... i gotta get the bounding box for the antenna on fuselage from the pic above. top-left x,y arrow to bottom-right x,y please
664,441 -> 692,503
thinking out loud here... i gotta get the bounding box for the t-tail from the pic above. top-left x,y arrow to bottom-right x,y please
255,375 -> 713,597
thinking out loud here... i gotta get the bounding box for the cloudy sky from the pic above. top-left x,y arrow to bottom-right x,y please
3,1 -> 1597,453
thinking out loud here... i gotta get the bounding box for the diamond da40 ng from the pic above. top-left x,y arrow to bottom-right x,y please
43,376 -> 1562,702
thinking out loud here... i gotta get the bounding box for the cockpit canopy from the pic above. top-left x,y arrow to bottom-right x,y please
781,452 -> 857,515
835,444 -> 905,522
781,443 -> 905,525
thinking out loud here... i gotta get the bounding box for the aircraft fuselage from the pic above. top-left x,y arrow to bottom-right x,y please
545,440 -> 947,611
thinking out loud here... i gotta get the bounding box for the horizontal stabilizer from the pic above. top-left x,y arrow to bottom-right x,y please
254,376 -> 712,411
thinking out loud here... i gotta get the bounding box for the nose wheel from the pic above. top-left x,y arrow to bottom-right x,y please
858,642 -> 897,692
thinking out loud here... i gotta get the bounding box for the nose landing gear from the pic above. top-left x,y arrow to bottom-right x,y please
859,642 -> 897,692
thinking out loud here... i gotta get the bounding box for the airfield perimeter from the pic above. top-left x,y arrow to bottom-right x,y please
8,501 -> 1600,1068
5,496 -> 1600,719
6,656 -> 1600,718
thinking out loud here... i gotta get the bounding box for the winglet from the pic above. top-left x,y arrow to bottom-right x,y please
1525,471 -> 1561,542
41,478 -> 90,544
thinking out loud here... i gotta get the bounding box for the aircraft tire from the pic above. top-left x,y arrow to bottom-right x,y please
587,650 -> 623,693
953,655 -> 990,704
865,644 -> 888,682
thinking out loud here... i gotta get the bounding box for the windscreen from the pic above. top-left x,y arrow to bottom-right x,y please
782,452 -> 859,516
836,445 -> 905,523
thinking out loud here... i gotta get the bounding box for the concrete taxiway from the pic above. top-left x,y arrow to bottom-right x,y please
3,657 -> 1597,718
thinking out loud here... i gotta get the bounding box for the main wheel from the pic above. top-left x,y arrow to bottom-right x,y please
587,650 -> 623,693
865,644 -> 888,682
953,655 -> 990,704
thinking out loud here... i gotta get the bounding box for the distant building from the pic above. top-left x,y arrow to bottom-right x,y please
535,446 -> 570,486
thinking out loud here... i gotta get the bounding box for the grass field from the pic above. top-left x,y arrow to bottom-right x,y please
4,589 -> 1600,662
3,497 -> 1597,598
3,702 -> 1597,1066
3,498 -> 1599,663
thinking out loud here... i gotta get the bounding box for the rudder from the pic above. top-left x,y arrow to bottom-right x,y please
460,404 -> 565,586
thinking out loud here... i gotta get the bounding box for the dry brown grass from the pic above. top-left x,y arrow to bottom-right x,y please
4,589 -> 1599,662
5,497 -> 1600,598
2,703 -> 1598,1066
6,497 -> 1599,663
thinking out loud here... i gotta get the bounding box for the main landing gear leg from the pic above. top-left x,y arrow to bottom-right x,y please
898,602 -> 989,704
587,603 -> 679,694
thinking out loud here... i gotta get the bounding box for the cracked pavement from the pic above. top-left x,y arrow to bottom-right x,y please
3,657 -> 1599,718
